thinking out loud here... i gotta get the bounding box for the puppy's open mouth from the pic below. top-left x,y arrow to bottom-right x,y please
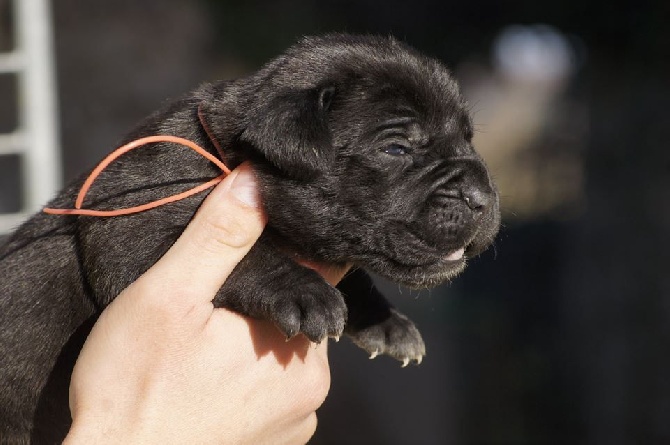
445,241 -> 483,262
377,223 -> 476,268
444,247 -> 466,262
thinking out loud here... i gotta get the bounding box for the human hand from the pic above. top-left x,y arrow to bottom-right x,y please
64,163 -> 347,445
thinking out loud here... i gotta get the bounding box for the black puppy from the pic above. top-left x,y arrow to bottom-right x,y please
0,34 -> 499,443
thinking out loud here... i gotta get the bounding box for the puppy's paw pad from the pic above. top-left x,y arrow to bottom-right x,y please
272,285 -> 347,343
349,308 -> 425,365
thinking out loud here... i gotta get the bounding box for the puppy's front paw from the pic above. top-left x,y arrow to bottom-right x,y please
348,309 -> 426,366
271,282 -> 347,343
214,242 -> 349,344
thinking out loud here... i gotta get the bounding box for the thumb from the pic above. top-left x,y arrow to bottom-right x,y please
145,163 -> 266,304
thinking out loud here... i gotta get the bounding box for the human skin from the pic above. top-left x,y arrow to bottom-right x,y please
63,163 -> 348,445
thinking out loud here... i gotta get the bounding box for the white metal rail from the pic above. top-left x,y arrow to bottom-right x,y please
0,0 -> 60,234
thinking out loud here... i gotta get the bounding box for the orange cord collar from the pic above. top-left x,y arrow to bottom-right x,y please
42,117 -> 355,284
44,111 -> 231,217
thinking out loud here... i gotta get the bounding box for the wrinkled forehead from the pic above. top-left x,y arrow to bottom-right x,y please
344,67 -> 473,135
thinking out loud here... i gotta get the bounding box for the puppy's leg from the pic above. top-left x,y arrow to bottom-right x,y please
337,269 -> 425,366
214,236 -> 347,343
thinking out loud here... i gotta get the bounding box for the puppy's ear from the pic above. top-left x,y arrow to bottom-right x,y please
240,85 -> 335,179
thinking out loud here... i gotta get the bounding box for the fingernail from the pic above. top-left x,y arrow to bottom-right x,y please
230,167 -> 260,208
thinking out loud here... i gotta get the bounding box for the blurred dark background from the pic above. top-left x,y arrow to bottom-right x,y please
1,0 -> 669,443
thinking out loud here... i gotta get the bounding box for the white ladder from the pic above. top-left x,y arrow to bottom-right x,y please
0,0 -> 60,234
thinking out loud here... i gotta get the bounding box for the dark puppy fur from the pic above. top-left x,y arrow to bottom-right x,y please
0,34 -> 499,443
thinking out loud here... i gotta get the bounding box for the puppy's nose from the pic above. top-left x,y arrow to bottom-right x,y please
460,186 -> 493,211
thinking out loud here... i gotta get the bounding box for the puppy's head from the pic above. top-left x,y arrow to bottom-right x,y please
202,34 -> 500,288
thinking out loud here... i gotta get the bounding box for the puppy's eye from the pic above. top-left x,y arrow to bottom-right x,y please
383,144 -> 411,156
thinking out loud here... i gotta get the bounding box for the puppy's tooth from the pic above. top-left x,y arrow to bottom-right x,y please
332,335 -> 340,342
401,358 -> 410,368
416,356 -> 423,365
369,350 -> 379,359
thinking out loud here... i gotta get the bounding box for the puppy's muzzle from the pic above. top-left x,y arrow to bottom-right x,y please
422,160 -> 498,255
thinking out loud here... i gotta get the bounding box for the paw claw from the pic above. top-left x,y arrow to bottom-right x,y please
349,308 -> 425,366
332,335 -> 340,343
416,355 -> 423,365
271,282 -> 346,343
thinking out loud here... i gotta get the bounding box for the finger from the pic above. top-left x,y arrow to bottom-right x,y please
145,163 -> 266,303
307,262 -> 352,286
